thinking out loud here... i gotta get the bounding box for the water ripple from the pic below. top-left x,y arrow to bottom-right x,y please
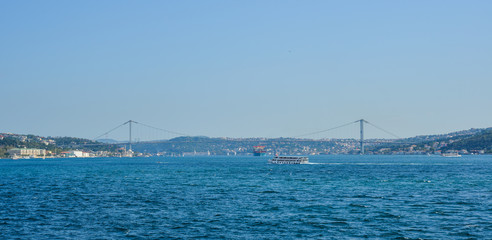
0,155 -> 491,239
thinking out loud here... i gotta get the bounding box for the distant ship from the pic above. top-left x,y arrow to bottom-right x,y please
253,146 -> 266,156
441,152 -> 462,157
269,156 -> 309,164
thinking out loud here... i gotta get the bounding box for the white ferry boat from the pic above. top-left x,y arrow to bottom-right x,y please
441,152 -> 462,157
269,156 -> 309,164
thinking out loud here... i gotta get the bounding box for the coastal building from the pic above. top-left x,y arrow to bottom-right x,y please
61,150 -> 91,158
8,148 -> 46,158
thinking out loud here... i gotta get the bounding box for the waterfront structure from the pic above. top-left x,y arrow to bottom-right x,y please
61,150 -> 91,158
7,148 -> 46,158
253,146 -> 266,156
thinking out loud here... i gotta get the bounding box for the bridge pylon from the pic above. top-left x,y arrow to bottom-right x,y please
358,119 -> 366,155
125,120 -> 136,157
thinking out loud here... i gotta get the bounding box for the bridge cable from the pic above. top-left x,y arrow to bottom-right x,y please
364,121 -> 400,139
134,122 -> 189,137
93,121 -> 129,141
293,121 -> 358,138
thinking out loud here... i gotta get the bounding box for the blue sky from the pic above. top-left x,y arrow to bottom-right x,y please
1,1 -> 492,140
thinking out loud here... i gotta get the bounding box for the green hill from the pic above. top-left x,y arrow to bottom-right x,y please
0,134 -> 117,158
442,128 -> 492,153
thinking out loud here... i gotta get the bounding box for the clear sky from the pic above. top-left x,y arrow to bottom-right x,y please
1,1 -> 492,140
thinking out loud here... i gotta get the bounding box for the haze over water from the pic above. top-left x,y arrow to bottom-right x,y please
1,155 -> 491,239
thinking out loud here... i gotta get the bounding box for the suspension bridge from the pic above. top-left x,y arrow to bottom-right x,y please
92,119 -> 402,155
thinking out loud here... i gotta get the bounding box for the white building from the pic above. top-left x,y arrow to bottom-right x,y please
61,150 -> 91,158
8,148 -> 46,158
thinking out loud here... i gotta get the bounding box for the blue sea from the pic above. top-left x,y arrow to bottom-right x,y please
1,155 -> 491,239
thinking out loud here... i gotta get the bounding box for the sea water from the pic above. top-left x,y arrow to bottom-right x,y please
0,155 -> 491,239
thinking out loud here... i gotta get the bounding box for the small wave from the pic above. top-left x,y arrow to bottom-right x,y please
353,194 -> 384,199
330,221 -> 349,226
298,205 -> 333,212
306,162 -> 465,166
452,231 -> 476,237
260,190 -> 279,194
349,203 -> 369,208
431,210 -> 449,216
377,212 -> 401,219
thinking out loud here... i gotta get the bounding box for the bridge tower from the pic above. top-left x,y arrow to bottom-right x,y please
359,119 -> 365,155
129,120 -> 133,152
126,120 -> 136,157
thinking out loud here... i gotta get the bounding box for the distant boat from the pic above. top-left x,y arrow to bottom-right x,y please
253,146 -> 266,156
441,152 -> 462,157
269,156 -> 309,164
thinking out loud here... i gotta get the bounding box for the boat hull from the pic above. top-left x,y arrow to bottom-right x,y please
269,156 -> 309,164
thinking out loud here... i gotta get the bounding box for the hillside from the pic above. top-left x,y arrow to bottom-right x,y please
368,128 -> 492,154
441,129 -> 492,153
2,126 -> 492,158
0,133 -> 117,158
110,128 -> 492,156
131,136 -> 352,156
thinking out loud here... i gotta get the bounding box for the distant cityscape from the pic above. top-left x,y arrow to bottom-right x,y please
1,127 -> 491,159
